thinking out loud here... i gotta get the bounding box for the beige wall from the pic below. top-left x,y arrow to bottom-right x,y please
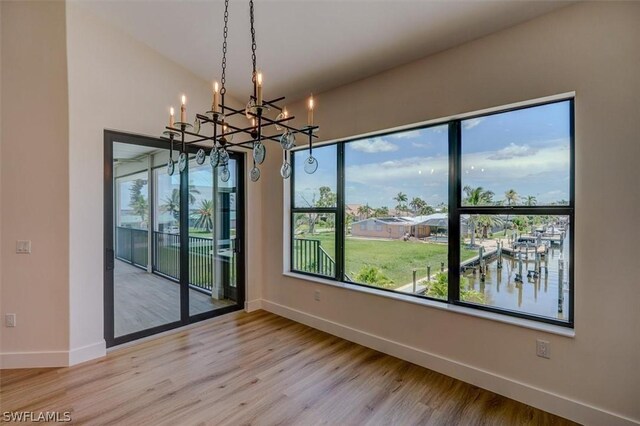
262,2 -> 640,424
65,2 -> 262,361
0,1 -> 70,366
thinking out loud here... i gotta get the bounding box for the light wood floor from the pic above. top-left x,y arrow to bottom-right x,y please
0,311 -> 576,425
115,260 -> 234,336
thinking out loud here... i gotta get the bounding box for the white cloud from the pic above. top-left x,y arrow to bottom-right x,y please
411,141 -> 433,148
350,138 -> 398,153
346,156 -> 449,186
488,143 -> 538,160
463,117 -> 484,130
390,130 -> 421,139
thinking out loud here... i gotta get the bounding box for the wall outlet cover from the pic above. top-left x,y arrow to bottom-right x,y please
16,240 -> 32,254
536,339 -> 550,359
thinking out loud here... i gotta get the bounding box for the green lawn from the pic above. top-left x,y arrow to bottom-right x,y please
296,231 -> 476,288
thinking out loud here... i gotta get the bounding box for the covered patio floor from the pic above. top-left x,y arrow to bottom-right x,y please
114,260 -> 234,337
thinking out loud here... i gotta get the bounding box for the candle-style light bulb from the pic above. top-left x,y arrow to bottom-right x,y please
283,107 -> 288,119
256,72 -> 263,106
180,95 -> 187,123
169,107 -> 175,127
213,81 -> 219,113
307,95 -> 314,127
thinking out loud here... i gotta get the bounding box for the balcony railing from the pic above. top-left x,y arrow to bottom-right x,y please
293,238 -> 335,277
115,226 -> 236,295
115,227 -> 148,268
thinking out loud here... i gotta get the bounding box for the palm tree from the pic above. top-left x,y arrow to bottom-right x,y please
409,197 -> 425,216
161,189 -> 181,224
504,189 -> 519,207
463,186 -> 494,246
373,206 -> 389,218
477,215 -> 503,239
128,179 -> 148,226
194,199 -> 213,232
503,189 -> 519,236
524,195 -> 537,206
393,192 -> 408,216
357,204 -> 372,219
463,186 -> 494,206
161,185 -> 201,226
418,204 -> 435,215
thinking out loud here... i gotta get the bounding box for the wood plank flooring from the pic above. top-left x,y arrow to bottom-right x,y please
115,260 -> 233,336
0,311 -> 577,425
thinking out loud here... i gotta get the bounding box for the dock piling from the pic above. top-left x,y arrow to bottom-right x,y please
412,269 -> 417,294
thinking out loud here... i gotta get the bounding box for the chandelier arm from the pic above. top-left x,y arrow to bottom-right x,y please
259,98 -> 284,111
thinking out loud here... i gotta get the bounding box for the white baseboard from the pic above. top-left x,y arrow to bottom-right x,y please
69,341 -> 106,366
245,299 -> 263,312
1,341 -> 106,369
261,299 -> 638,426
0,351 -> 69,369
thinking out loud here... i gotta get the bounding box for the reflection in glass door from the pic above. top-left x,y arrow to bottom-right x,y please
189,157 -> 241,317
112,142 -> 181,338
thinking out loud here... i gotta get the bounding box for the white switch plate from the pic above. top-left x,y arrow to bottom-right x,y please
16,240 -> 31,254
5,313 -> 16,327
536,339 -> 550,359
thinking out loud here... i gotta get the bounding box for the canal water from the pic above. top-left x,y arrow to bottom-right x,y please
463,232 -> 571,321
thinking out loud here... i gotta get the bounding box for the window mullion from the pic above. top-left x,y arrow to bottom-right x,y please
448,121 -> 461,303
336,143 -> 345,281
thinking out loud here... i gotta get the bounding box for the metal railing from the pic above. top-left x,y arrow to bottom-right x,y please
152,231 -> 236,294
293,238 -> 335,277
116,227 -> 236,295
115,227 -> 148,268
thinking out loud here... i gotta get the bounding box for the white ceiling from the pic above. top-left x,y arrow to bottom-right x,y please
113,142 -> 156,161
80,0 -> 572,102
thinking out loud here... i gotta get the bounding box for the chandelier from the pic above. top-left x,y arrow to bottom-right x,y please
161,0 -> 319,182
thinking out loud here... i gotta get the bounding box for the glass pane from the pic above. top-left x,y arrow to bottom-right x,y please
461,101 -> 571,206
189,158 -> 237,316
292,213 -> 335,277
115,171 -> 149,268
344,125 -> 449,298
153,167 -> 181,280
293,144 -> 337,208
460,214 -> 570,321
113,142 -> 180,337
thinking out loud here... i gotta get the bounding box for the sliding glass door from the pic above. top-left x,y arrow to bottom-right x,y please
104,131 -> 244,347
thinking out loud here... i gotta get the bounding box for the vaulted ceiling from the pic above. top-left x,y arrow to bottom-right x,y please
80,1 -> 572,102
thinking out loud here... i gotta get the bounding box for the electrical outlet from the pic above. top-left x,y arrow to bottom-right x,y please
16,240 -> 31,254
5,313 -> 17,328
536,339 -> 550,359
314,290 -> 321,301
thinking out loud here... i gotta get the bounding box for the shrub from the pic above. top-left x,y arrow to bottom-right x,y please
426,272 -> 484,302
354,266 -> 394,288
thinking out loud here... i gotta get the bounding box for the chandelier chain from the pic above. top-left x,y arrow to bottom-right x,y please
249,0 -> 257,82
161,0 -> 319,183
220,0 -> 229,96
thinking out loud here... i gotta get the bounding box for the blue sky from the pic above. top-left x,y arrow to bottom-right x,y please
295,100 -> 570,208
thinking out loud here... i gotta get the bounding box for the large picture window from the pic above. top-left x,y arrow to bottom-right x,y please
289,97 -> 574,326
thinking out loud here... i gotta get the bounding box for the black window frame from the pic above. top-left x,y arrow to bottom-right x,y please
289,98 -> 575,328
